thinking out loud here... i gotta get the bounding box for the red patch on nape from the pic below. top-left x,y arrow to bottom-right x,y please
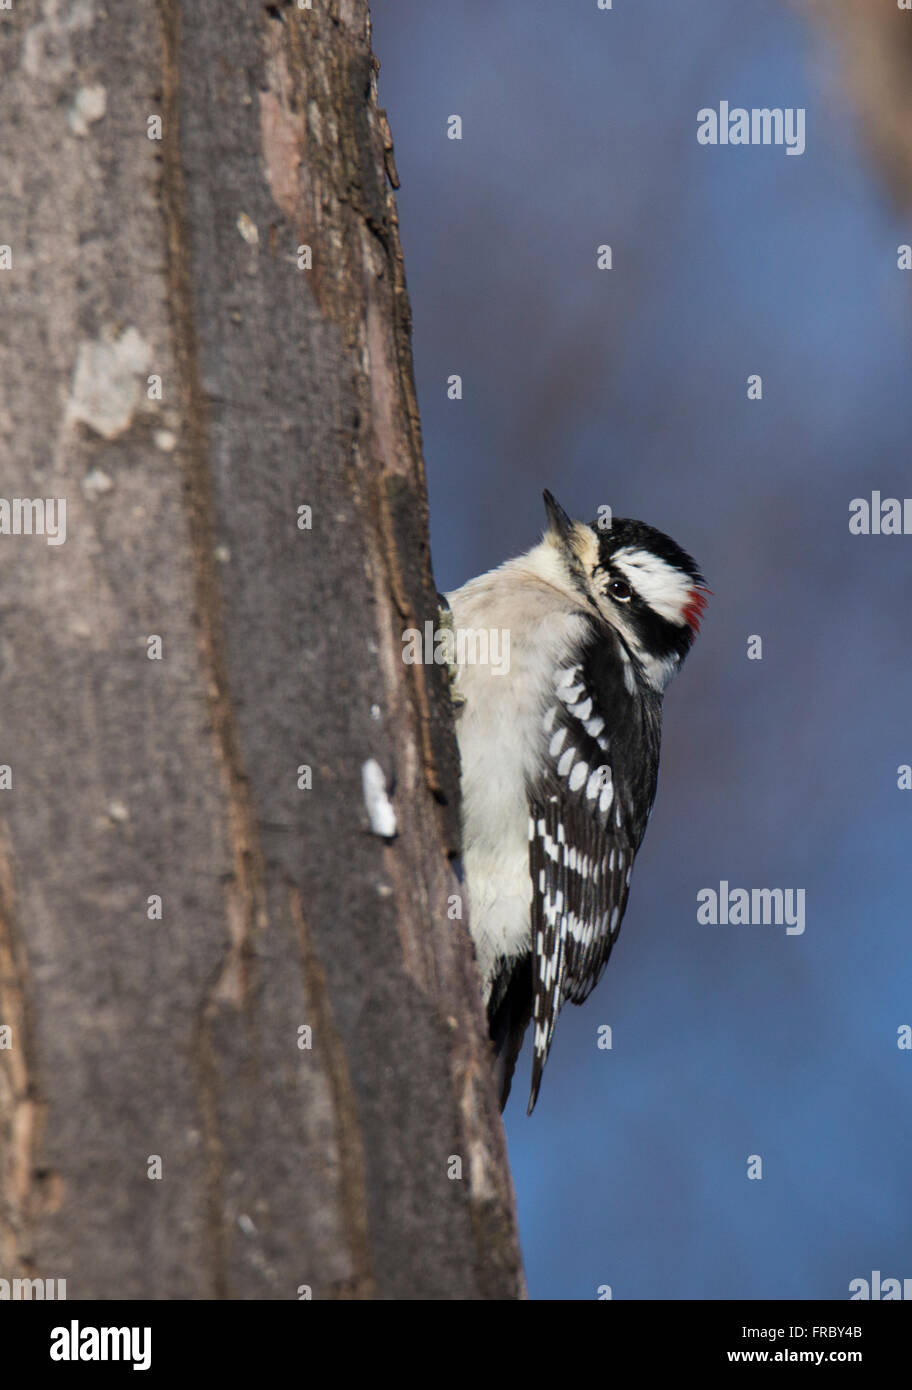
682,585 -> 711,633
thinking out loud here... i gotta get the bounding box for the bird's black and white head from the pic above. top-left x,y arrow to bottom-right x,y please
542,490 -> 708,689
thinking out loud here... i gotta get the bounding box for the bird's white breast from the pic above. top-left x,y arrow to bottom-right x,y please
446,548 -> 589,997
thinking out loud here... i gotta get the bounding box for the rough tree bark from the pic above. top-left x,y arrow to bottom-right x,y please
0,0 -> 524,1299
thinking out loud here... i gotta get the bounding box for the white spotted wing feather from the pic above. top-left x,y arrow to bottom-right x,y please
527,626 -> 661,1112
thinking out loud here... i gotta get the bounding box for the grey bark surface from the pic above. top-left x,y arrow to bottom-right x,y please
0,0 -> 524,1299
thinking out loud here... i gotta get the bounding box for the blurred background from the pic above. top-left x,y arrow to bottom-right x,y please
372,0 -> 912,1299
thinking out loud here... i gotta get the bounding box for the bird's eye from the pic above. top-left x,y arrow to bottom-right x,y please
608,578 -> 632,601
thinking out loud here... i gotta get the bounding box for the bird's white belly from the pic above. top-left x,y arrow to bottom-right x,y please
446,579 -> 587,997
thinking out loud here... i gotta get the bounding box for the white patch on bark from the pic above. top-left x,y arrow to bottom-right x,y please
80,467 -> 113,500
361,759 -> 397,838
66,327 -> 152,440
236,212 -> 259,245
68,84 -> 107,136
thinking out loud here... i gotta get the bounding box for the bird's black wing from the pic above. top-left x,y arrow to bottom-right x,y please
526,618 -> 662,1112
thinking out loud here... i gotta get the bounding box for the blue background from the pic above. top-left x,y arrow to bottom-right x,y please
372,0 -> 912,1299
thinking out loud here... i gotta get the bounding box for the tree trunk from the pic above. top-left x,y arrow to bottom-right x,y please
802,0 -> 912,210
0,0 -> 524,1300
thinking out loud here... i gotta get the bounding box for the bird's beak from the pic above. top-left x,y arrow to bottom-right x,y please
543,490 -> 574,541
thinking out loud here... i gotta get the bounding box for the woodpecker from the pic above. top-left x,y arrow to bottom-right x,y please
444,492 -> 707,1113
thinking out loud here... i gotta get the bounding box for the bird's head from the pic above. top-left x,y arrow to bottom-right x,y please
543,489 -> 708,686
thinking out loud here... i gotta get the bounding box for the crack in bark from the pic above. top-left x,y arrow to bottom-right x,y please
0,826 -> 46,1274
289,884 -> 376,1298
157,0 -> 271,1299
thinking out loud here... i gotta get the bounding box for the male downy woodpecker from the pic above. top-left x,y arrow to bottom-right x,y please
445,492 -> 707,1113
